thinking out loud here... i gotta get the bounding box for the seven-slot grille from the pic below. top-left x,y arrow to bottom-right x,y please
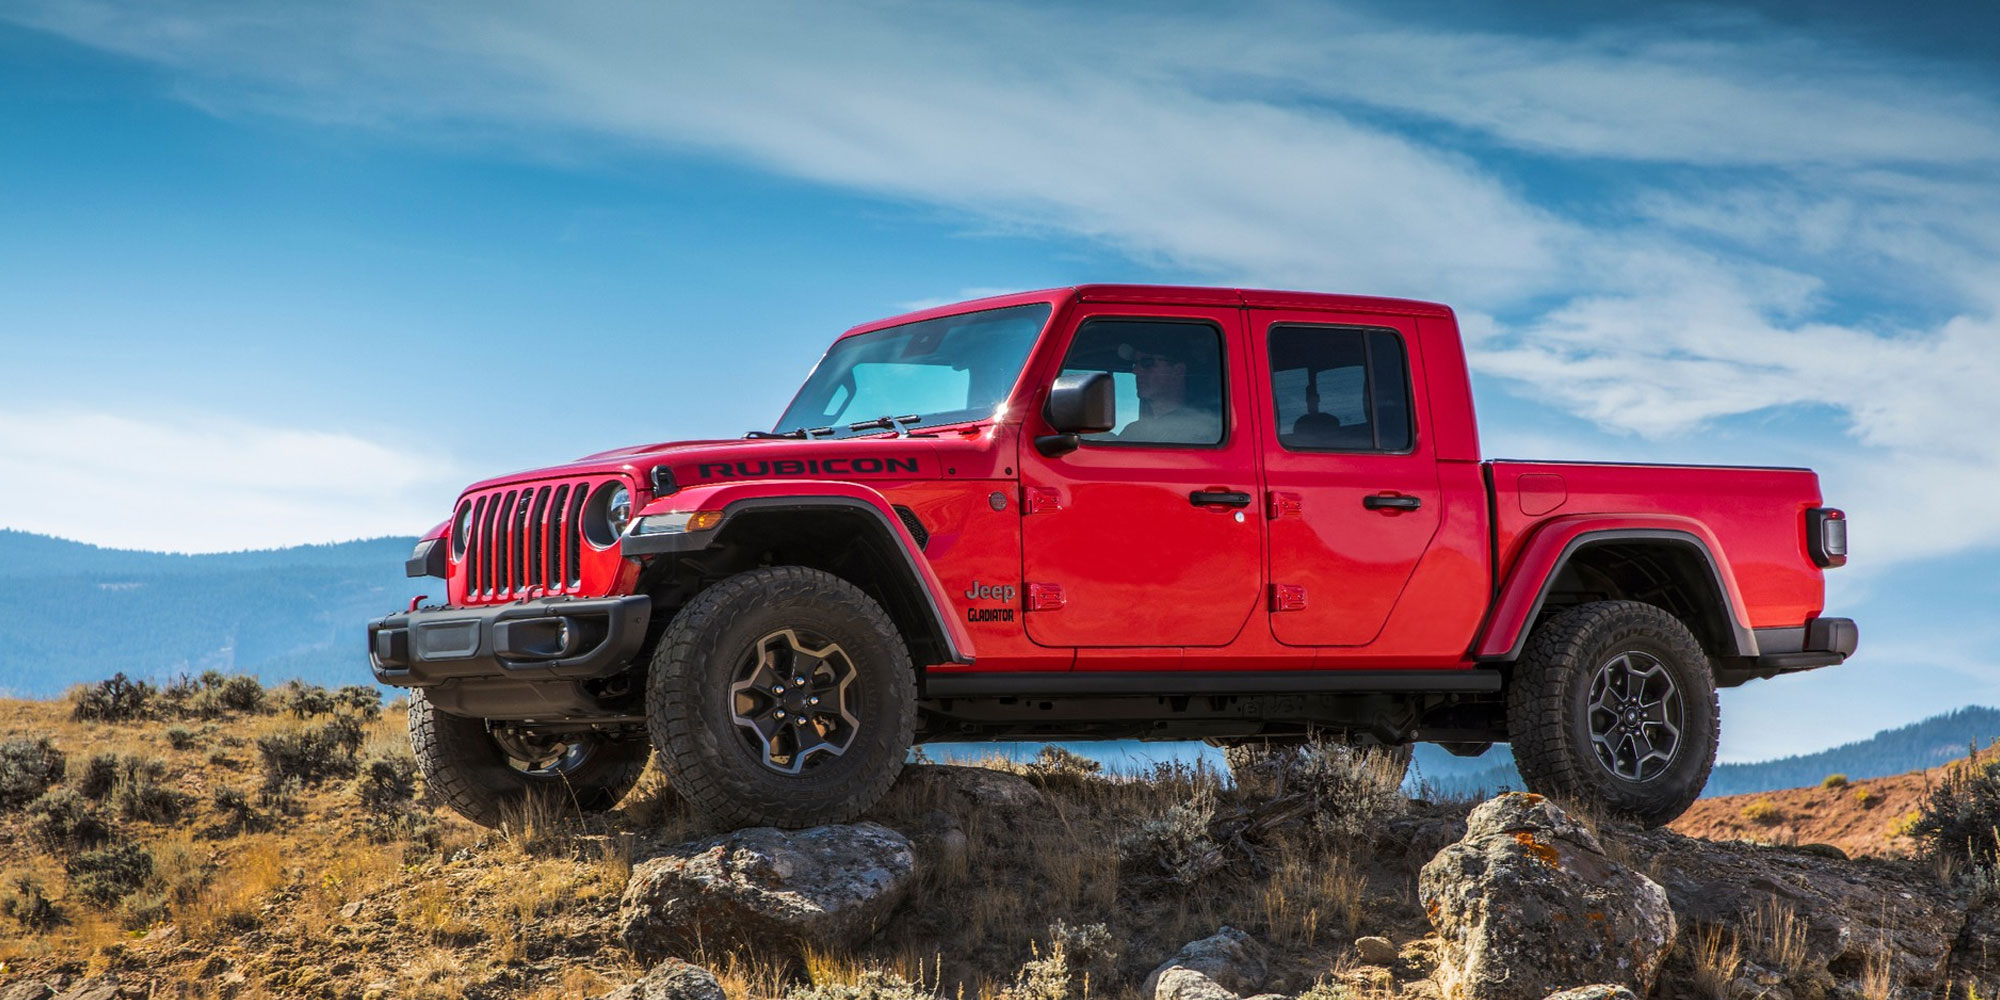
457,479 -> 606,603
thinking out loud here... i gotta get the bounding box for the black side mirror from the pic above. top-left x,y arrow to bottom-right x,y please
1037,371 -> 1116,456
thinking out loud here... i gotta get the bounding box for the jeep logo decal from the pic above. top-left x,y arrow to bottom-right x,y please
963,580 -> 1017,604
695,457 -> 922,479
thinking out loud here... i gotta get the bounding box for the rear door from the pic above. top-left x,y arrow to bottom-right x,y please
1252,310 -> 1442,647
1017,304 -> 1264,648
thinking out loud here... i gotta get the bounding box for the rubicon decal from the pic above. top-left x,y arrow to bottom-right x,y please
695,457 -> 922,479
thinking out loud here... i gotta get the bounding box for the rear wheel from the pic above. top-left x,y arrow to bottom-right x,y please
1507,600 -> 1719,827
407,689 -> 651,828
646,566 -> 916,829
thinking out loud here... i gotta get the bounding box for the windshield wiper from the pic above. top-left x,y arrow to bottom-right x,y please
745,426 -> 836,440
847,414 -> 922,437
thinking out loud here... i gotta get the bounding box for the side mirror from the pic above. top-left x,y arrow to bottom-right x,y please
1037,371 -> 1116,456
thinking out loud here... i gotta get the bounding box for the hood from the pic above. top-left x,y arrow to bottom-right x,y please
457,423 -> 1010,499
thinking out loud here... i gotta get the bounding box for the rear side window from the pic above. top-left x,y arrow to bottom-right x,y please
1058,318 -> 1227,447
1268,325 -> 1413,452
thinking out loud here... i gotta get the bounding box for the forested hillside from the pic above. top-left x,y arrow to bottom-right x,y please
0,530 -> 423,697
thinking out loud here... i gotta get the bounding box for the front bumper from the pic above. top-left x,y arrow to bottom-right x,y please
367,595 -> 652,687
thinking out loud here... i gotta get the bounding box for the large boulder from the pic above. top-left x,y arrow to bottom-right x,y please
1141,927 -> 1268,999
1621,827 -> 1967,997
1419,793 -> 1676,1000
619,822 -> 918,957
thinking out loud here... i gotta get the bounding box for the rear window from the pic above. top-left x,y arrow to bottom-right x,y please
1268,325 -> 1413,452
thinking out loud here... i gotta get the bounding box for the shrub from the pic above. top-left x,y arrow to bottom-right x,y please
2,875 -> 62,931
69,673 -> 156,722
78,753 -> 122,799
1741,798 -> 1783,825
334,685 -> 383,721
1822,773 -> 1849,789
1120,800 -> 1226,885
177,672 -> 265,717
114,766 -> 191,823
276,681 -> 336,719
166,726 -> 197,751
204,786 -> 264,838
0,736 -> 66,807
28,789 -> 113,852
66,843 -> 154,907
1292,743 -> 1409,844
355,748 -> 420,834
257,717 -> 364,792
1853,787 -> 1879,808
1027,745 -> 1102,782
1912,751 -> 2000,867
786,970 -> 932,1000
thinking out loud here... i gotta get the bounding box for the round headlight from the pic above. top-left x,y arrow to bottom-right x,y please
584,482 -> 634,549
450,501 -> 473,558
607,485 -> 632,537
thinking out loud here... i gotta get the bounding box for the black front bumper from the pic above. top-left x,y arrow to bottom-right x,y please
368,595 -> 652,687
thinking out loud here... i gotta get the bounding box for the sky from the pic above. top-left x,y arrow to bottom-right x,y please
3,0 -> 1999,759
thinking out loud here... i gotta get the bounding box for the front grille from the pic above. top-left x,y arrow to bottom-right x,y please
459,478 -> 605,602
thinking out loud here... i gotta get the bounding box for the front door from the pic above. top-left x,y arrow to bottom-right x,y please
1252,310 -> 1443,647
1018,305 -> 1264,648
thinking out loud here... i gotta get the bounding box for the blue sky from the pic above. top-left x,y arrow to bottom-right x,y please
3,1 -> 1999,759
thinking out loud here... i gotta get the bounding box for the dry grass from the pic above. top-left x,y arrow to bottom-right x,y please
1746,895 -> 1810,978
1690,926 -> 1744,999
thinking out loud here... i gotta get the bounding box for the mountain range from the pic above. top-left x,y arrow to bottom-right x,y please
0,529 -> 1990,799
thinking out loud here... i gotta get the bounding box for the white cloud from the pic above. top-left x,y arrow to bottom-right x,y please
0,410 -> 462,552
8,0 -> 2000,574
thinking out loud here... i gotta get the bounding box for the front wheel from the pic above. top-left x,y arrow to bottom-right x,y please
407,689 -> 652,828
1507,600 -> 1719,827
646,566 -> 916,829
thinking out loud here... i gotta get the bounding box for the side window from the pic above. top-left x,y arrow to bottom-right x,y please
1058,318 -> 1226,446
1268,325 -> 1413,452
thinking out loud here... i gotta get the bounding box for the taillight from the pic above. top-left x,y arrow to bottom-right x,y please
1807,507 -> 1847,568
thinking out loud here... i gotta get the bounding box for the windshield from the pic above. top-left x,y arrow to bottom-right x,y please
774,302 -> 1051,437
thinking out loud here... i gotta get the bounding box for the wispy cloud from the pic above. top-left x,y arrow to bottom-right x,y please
8,0 -> 1999,567
0,410 -> 461,552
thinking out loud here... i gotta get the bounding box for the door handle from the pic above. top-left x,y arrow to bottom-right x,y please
1363,494 -> 1422,511
1190,490 -> 1253,508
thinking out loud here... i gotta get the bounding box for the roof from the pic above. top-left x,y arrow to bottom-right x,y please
841,284 -> 1454,339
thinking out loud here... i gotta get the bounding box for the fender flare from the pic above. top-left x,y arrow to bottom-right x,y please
1474,515 -> 1757,662
623,480 -> 976,665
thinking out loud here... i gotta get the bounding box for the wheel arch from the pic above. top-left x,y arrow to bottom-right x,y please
625,486 -> 974,669
1477,521 -> 1757,663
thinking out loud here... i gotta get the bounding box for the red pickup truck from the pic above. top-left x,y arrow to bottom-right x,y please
369,285 -> 1854,829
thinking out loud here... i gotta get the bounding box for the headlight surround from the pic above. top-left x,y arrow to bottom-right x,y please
450,501 -> 473,559
584,482 -> 634,549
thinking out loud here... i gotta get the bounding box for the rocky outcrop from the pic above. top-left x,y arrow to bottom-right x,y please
1141,927 -> 1268,1000
593,959 -> 727,1000
896,764 -> 1047,809
1419,793 -> 1676,1000
1622,827 -> 1966,997
618,822 -> 918,957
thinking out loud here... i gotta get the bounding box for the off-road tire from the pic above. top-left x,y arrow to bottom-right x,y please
407,688 -> 652,828
1508,600 -> 1719,828
646,566 -> 917,829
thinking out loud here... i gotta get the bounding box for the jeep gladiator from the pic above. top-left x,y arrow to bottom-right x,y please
368,285 -> 1856,829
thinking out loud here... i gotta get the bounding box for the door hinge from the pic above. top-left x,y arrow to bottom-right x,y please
1268,491 -> 1302,520
1270,584 -> 1308,613
1026,582 -> 1066,611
